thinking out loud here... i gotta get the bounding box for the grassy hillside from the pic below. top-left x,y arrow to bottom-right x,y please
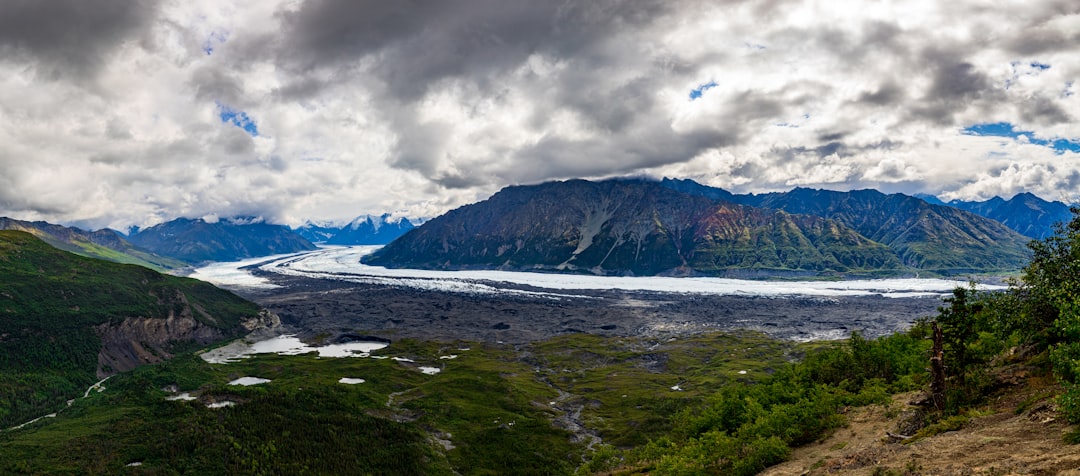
0,217 -> 185,271
0,304 -> 1070,475
0,330 -> 818,474
0,230 -> 260,428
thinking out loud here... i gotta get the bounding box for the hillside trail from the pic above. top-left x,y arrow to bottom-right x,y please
762,381 -> 1080,475
3,376 -> 110,432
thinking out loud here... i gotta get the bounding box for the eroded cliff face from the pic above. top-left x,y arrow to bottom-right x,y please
95,303 -> 279,378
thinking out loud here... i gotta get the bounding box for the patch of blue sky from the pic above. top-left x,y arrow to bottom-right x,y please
689,81 -> 717,100
203,31 -> 229,56
217,102 -> 259,137
1005,61 -> 1051,90
963,121 -> 1080,154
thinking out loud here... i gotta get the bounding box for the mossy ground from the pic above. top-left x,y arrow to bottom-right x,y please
0,331 -> 822,475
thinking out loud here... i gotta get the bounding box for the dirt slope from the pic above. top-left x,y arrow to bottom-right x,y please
763,380 -> 1080,476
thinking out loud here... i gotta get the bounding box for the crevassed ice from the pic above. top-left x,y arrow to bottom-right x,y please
191,246 -> 1004,298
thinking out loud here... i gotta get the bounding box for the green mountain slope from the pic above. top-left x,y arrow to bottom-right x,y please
742,188 -> 1033,272
661,180 -> 1033,274
0,230 -> 264,428
366,180 -> 901,276
0,217 -> 185,271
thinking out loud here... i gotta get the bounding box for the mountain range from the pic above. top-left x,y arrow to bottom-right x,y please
661,179 -> 1032,272
367,179 -> 1037,276
127,217 -> 316,264
920,193 -> 1073,240
294,214 -> 418,245
0,217 -> 184,271
1,178 -> 1071,274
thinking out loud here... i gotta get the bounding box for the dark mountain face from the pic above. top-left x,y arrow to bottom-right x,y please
660,177 -> 737,202
941,193 -> 1073,240
365,180 -> 901,276
663,182 -> 1032,272
0,217 -> 184,270
129,217 -> 316,264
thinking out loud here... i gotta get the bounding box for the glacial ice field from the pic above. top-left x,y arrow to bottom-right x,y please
188,245 -> 1003,298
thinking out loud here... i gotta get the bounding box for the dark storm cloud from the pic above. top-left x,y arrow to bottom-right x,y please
857,82 -> 905,106
511,127 -> 736,184
1020,95 -> 1072,126
773,139 -> 901,163
911,48 -> 996,125
1003,1 -> 1080,55
189,66 -> 246,105
817,132 -> 848,143
270,0 -> 686,102
553,74 -> 662,134
509,88 -> 782,184
274,0 -> 556,100
268,0 -> 707,185
0,0 -> 159,80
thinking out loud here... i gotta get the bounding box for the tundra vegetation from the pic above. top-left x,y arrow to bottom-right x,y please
2,210 -> 1080,474
0,230 -> 259,430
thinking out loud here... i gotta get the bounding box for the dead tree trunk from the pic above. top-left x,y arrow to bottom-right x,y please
930,322 -> 947,412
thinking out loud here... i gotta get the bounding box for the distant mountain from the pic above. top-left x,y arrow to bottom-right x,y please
129,217 -> 316,264
662,181 -> 1032,273
294,215 -> 418,245
293,222 -> 341,243
365,180 -> 902,276
327,214 -> 417,245
0,230 -> 274,427
912,193 -> 947,206
0,217 -> 184,271
939,193 -> 1072,240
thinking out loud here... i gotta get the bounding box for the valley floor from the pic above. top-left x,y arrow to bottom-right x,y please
236,271 -> 944,345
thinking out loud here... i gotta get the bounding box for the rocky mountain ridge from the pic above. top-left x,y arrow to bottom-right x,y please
940,192 -> 1072,239
368,179 -> 1033,276
128,217 -> 316,264
685,183 -> 1032,272
295,214 -> 418,245
366,180 -> 902,276
0,217 -> 184,271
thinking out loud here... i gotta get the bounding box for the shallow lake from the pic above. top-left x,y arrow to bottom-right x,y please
201,335 -> 389,364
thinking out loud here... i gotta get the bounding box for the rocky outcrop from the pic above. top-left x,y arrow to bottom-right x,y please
95,298 -> 280,378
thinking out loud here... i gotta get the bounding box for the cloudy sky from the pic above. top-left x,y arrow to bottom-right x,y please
1,0 -> 1078,230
